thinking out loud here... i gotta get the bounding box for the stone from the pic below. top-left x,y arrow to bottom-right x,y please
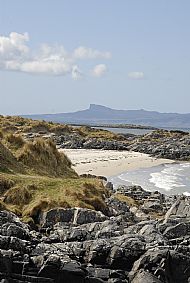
74,208 -> 108,225
131,269 -> 162,283
164,197 -> 190,223
40,208 -> 108,227
163,222 -> 189,239
107,235 -> 145,270
39,208 -> 75,227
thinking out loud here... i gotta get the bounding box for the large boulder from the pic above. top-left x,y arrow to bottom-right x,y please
164,197 -> 190,223
131,269 -> 163,283
163,222 -> 190,239
130,249 -> 190,283
0,210 -> 29,230
40,208 -> 108,227
38,255 -> 86,283
39,208 -> 75,227
139,224 -> 168,249
107,235 -> 146,270
75,208 -> 108,225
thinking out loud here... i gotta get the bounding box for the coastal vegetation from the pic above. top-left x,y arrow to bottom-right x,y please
0,118 -> 110,223
114,193 -> 140,207
0,115 -> 124,141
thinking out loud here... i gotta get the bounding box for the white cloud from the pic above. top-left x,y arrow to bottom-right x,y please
0,32 -> 29,59
91,64 -> 107,77
73,46 -> 111,60
128,71 -> 144,80
0,32 -> 111,79
72,65 -> 83,80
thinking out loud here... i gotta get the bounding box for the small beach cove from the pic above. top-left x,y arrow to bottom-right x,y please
61,149 -> 174,177
61,149 -> 190,195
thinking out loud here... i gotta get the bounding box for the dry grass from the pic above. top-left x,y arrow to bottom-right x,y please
0,132 -> 77,178
114,193 -> 140,207
0,114 -> 125,143
17,138 -> 77,177
0,140 -> 25,173
4,185 -> 33,206
49,124 -> 72,134
0,175 -> 14,195
4,133 -> 25,151
67,182 -> 110,214
0,200 -> 7,210
23,198 -> 71,219
0,172 -> 109,220
76,126 -> 125,141
0,130 -> 3,139
0,115 -> 72,135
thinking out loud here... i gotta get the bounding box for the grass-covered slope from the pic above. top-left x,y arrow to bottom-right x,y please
1,174 -> 108,224
17,138 -> 76,177
0,125 -> 109,223
1,132 -> 77,178
0,140 -> 25,173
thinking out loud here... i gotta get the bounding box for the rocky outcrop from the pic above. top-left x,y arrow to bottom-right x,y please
1,186 -> 190,282
39,208 -> 108,228
56,134 -> 129,150
54,130 -> 190,160
128,130 -> 190,161
24,129 -> 190,161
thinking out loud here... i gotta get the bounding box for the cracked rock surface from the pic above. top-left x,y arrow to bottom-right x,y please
1,185 -> 190,282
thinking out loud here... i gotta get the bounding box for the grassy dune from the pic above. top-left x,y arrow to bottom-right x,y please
0,126 -> 109,223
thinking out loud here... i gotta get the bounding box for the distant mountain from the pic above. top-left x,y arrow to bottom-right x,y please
22,104 -> 190,129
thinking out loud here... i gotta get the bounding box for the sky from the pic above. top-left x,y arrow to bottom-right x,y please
0,0 -> 190,115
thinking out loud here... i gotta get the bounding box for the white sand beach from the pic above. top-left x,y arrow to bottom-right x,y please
60,149 -> 175,177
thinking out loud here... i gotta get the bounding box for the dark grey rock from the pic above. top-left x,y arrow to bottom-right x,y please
40,207 -> 108,228
1,184 -> 190,282
75,208 -> 108,225
163,222 -> 189,239
107,235 -> 145,270
131,269 -> 162,283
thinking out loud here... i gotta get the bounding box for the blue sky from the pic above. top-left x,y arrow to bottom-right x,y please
0,0 -> 190,114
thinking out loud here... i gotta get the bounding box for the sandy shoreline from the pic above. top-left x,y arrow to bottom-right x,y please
60,149 -> 175,177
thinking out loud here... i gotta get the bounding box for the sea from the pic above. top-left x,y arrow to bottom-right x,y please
93,126 -> 190,136
93,126 -> 153,135
109,162 -> 190,196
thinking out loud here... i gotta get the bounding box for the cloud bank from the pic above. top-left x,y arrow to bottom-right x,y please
0,32 -> 111,79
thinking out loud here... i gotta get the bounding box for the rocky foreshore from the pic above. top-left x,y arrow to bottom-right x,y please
23,129 -> 190,161
1,184 -> 190,282
128,130 -> 190,161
